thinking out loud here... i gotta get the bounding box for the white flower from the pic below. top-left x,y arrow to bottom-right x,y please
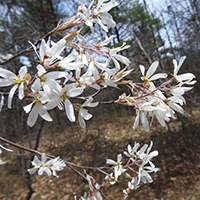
137,165 -> 159,185
92,0 -> 118,32
173,56 -> 196,83
23,92 -> 53,127
0,66 -> 28,108
106,43 -> 131,71
132,98 -> 157,132
78,1 -> 94,33
137,142 -> 159,185
139,61 -> 167,82
77,96 -> 98,128
123,142 -> 140,160
99,35 -> 114,47
28,153 -> 51,176
140,141 -> 158,168
29,38 -> 66,65
45,157 -> 66,178
58,51 -> 84,72
31,65 -> 68,97
28,153 -> 66,177
106,154 -> 123,180
123,177 -> 139,199
45,83 -> 83,122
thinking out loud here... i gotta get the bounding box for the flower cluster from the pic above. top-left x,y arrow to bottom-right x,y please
106,141 -> 159,199
0,0 -> 196,132
115,57 -> 196,131
28,153 -> 66,178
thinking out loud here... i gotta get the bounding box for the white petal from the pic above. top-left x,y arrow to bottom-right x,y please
46,71 -> 68,79
141,112 -> 149,132
146,61 -> 159,78
67,87 -> 83,97
27,168 -> 37,174
27,105 -> 39,127
133,111 -> 140,129
169,102 -> 184,114
173,59 -> 178,75
149,150 -> 159,158
0,68 -> 16,79
0,79 -> 14,87
155,111 -> 166,127
38,106 -> 53,122
150,73 -> 167,81
37,65 -> 46,76
7,84 -> 18,109
80,109 -> 92,120
106,159 -> 116,165
31,78 -> 41,92
78,112 -> 86,128
114,54 -> 130,65
19,66 -> 27,78
23,102 -> 34,113
112,57 -> 120,71
178,56 -> 186,68
64,98 -> 75,122
18,83 -> 24,100
0,144 -> 13,152
139,65 -> 145,76
177,73 -> 195,82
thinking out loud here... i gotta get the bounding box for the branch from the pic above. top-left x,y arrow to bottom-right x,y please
0,136 -> 108,180
132,31 -> 152,64
0,31 -> 52,66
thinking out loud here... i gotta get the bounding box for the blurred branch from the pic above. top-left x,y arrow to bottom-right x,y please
132,31 -> 152,64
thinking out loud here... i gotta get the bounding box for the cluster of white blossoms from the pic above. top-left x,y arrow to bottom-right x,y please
0,0 -> 196,131
0,0 -> 196,199
74,141 -> 158,199
106,141 -> 159,199
28,153 -> 66,178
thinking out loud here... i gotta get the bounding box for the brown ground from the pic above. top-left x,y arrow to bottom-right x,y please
0,107 -> 200,200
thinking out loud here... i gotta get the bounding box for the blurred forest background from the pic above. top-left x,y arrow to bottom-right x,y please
0,0 -> 200,199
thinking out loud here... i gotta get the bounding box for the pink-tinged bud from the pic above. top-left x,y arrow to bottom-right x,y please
53,15 -> 78,33
115,93 -> 135,106
113,66 -> 134,81
64,29 -> 78,45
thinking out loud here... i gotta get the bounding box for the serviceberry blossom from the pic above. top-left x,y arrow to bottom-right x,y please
0,66 -> 29,108
29,38 -> 66,66
173,56 -> 196,84
28,153 -> 66,177
137,164 -> 159,185
78,0 -> 118,33
106,153 -> 123,180
123,177 -> 139,199
86,174 -> 103,200
123,142 -> 140,160
139,61 -> 167,82
106,141 -> 158,198
23,91 -> 53,127
92,0 -> 118,32
103,43 -> 131,71
45,83 -> 84,122
31,65 -> 68,97
76,96 -> 98,128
